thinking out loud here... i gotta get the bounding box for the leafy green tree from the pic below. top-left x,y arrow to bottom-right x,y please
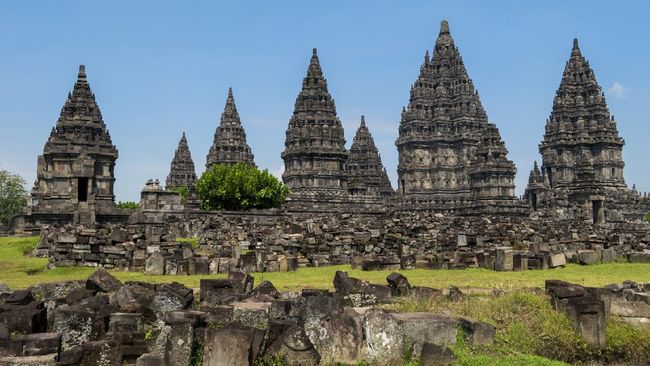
196,163 -> 289,211
117,201 -> 139,209
0,170 -> 28,226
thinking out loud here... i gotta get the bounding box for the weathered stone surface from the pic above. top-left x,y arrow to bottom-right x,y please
549,253 -> 567,268
420,342 -> 455,366
21,333 -> 61,357
0,354 -> 57,366
262,320 -> 320,366
578,250 -> 600,265
145,252 -> 165,276
232,301 -> 271,329
86,268 -> 122,293
200,279 -> 239,305
386,272 -> 411,296
390,312 -> 458,356
53,305 -> 96,350
203,327 -> 258,366
459,317 -> 495,345
249,280 -> 280,299
333,270 -> 391,306
165,319 -> 193,366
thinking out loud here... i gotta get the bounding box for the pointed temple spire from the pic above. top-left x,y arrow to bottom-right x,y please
281,48 -> 348,195
348,116 -> 394,197
539,38 -> 626,193
396,20 -> 518,213
166,132 -> 197,190
31,65 -> 119,220
206,88 -> 255,168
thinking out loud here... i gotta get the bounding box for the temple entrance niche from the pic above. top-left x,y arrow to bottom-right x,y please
78,178 -> 89,202
592,200 -> 604,224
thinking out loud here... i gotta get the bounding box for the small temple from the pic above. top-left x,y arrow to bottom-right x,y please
347,116 -> 394,197
165,132 -> 197,190
206,88 -> 255,169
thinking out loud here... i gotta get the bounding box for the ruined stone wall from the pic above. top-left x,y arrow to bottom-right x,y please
37,210 -> 650,275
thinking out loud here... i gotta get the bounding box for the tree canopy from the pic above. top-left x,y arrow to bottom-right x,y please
196,163 -> 289,211
0,170 -> 28,226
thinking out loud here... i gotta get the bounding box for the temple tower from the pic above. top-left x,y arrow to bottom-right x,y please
395,20 -> 496,211
466,123 -> 526,215
30,65 -> 119,225
206,88 -> 255,169
166,132 -> 197,190
281,49 -> 349,195
539,39 -> 626,193
348,116 -> 394,196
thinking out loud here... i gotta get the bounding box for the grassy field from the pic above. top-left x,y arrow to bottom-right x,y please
2,236 -> 650,290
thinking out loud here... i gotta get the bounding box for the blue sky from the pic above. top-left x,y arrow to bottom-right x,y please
1,1 -> 649,201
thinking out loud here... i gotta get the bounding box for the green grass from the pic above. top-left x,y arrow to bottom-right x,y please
2,236 -> 650,292
177,237 -> 200,249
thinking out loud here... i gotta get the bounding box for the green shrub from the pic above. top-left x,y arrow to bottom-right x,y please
644,213 -> 650,223
117,201 -> 139,209
0,170 -> 28,226
196,163 -> 289,211
253,353 -> 288,366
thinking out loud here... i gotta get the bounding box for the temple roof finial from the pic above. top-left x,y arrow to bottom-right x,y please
312,48 -> 318,56
78,65 -> 86,78
440,20 -> 450,35
360,115 -> 366,127
572,38 -> 581,56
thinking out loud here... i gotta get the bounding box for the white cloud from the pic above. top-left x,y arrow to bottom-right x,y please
270,165 -> 284,180
608,82 -> 630,99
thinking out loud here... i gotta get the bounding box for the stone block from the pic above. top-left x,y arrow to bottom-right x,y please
200,279 -> 239,304
21,333 -> 61,356
86,268 -> 122,293
203,327 -> 257,366
495,247 -> 513,271
0,354 -> 57,366
420,342 -> 455,366
136,353 -> 164,366
549,253 -> 567,268
578,250 -> 600,265
386,272 -> 411,296
165,318 -> 193,366
390,312 -> 458,354
232,301 -> 271,329
629,252 -> 650,263
145,252 -> 165,275
459,317 -> 495,345
53,305 -> 96,350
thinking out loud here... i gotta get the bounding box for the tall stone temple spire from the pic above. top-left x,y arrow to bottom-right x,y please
166,132 -> 197,190
30,65 -> 119,225
206,88 -> 255,169
281,48 -> 349,195
539,38 -> 626,193
348,116 -> 394,197
396,20 -> 516,212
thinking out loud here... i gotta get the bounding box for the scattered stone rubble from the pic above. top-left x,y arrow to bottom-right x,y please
36,210 -> 650,274
2,269 -> 650,365
0,269 -> 479,365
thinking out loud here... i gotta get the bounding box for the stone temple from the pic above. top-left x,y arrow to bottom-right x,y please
21,65 -> 128,229
5,20 -> 650,234
395,21 -> 522,214
205,87 -> 255,169
525,38 -> 647,222
165,132 -> 197,190
281,49 -> 349,197
347,116 -> 394,197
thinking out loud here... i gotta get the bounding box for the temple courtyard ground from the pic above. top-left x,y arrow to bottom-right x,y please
2,236 -> 650,291
2,236 -> 650,365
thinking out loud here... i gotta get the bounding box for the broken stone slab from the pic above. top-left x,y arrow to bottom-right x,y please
164,318 -> 193,366
390,312 -> 458,356
150,283 -> 194,318
249,280 -> 280,299
577,250 -> 600,265
261,320 -> 320,366
229,270 -> 254,294
232,301 -> 271,329
628,252 -> 650,263
495,247 -> 513,271
386,272 -> 411,296
0,354 -> 58,366
52,305 -> 97,350
549,253 -> 567,268
459,317 -> 495,345
203,326 -> 261,366
144,252 -> 164,275
565,296 -> 607,350
420,342 -> 455,366
21,333 -> 62,357
200,279 -> 240,305
86,268 -> 122,293
333,271 -> 391,306
135,353 -> 164,366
